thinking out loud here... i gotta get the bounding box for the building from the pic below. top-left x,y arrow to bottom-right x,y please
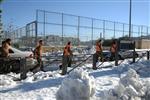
135,39 -> 150,49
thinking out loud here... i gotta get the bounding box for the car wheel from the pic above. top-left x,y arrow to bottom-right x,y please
135,54 -> 138,58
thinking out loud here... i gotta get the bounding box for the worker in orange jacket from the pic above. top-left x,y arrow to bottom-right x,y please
61,41 -> 72,75
110,40 -> 117,61
93,39 -> 103,70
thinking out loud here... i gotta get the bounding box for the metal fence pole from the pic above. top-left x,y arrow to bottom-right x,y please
115,40 -> 118,66
147,51 -> 149,60
43,10 -> 46,41
123,23 -> 124,37
147,26 -> 148,39
78,16 -> 80,46
114,22 -> 116,38
131,24 -> 133,37
25,24 -> 28,46
100,32 -> 102,39
103,20 -> 105,39
138,26 -> 140,38
35,21 -> 38,46
62,13 -> 64,45
132,41 -> 136,63
129,0 -> 132,38
141,26 -> 143,38
92,19 -> 94,45
35,10 -> 38,45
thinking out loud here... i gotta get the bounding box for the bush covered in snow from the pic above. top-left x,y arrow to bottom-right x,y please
107,69 -> 150,100
56,69 -> 95,100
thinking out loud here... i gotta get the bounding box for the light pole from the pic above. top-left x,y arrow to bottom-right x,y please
129,0 -> 132,38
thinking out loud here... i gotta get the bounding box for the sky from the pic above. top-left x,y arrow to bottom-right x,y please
0,0 -> 150,40
1,0 -> 150,28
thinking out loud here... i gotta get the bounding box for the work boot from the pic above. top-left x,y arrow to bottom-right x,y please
61,72 -> 66,75
92,67 -> 97,70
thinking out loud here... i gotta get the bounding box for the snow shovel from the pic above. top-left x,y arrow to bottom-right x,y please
67,55 -> 92,74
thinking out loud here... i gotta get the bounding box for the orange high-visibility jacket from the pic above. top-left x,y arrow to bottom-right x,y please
63,45 -> 71,56
110,44 -> 117,53
34,45 -> 42,58
96,43 -> 102,52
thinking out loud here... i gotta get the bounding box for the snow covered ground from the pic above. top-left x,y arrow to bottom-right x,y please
0,57 -> 150,100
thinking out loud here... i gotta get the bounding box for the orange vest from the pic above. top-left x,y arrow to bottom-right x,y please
63,45 -> 71,56
35,45 -> 42,58
110,44 -> 117,53
96,43 -> 102,52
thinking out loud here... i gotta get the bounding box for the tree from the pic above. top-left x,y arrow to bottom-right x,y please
0,0 -> 4,3
0,0 -> 4,13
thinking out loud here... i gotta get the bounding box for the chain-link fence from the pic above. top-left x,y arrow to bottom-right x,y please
3,21 -> 36,47
3,9 -> 150,47
36,10 -> 150,46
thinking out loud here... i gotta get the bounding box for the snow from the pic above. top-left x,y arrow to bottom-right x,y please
0,75 -> 16,86
56,69 -> 95,100
107,69 -> 150,100
0,56 -> 150,100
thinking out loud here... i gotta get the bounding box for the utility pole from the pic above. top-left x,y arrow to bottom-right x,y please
129,0 -> 132,38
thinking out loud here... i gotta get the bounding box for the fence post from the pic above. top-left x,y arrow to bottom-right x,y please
78,16 -> 80,46
123,23 -> 124,37
43,10 -> 46,41
147,51 -> 149,60
20,58 -> 27,79
115,40 -> 118,66
114,22 -> 115,38
132,41 -> 136,63
62,13 -> 64,45
91,19 -> 93,45
35,10 -> 38,45
103,20 -> 105,39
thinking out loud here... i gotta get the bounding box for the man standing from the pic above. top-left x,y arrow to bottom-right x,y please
21,40 -> 43,79
33,40 -> 43,72
61,41 -> 72,75
93,39 -> 103,70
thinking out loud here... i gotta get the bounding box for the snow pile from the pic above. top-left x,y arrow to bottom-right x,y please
108,69 -> 150,100
0,75 -> 16,86
56,69 -> 96,100
116,60 -> 150,77
24,71 -> 61,82
133,61 -> 150,77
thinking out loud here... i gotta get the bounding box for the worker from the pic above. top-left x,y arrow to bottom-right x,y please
32,40 -> 44,72
110,40 -> 117,61
1,38 -> 12,57
61,41 -> 72,75
93,39 -> 103,70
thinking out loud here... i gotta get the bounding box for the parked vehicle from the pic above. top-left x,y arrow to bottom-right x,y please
119,49 -> 138,59
102,50 -> 138,61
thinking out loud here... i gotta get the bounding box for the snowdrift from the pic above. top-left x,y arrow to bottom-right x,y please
56,69 -> 95,100
108,69 -> 150,100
